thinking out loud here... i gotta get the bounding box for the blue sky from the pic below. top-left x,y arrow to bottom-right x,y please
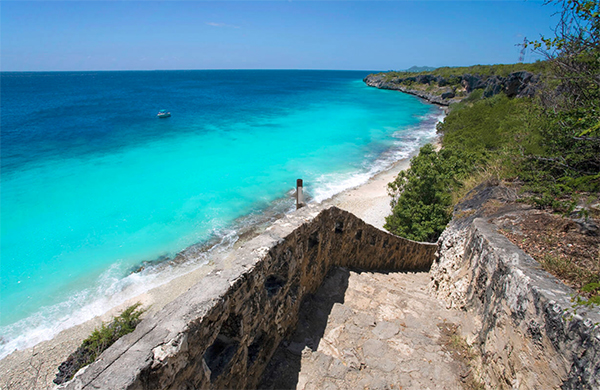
1,1 -> 560,71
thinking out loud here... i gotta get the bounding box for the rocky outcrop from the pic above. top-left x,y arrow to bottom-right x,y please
61,205 -> 437,390
363,74 -> 462,106
364,71 -> 540,105
430,184 -> 600,389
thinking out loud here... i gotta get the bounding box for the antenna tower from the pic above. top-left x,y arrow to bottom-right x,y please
518,37 -> 527,63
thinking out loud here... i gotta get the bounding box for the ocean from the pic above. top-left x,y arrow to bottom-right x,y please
0,70 -> 442,358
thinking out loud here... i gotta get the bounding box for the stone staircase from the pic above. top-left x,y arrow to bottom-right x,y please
260,268 -> 477,390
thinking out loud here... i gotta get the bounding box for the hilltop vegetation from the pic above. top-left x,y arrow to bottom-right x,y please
380,62 -> 548,82
382,0 -> 599,297
404,65 -> 437,73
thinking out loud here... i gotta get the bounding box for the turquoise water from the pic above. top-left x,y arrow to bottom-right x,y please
0,70 -> 441,357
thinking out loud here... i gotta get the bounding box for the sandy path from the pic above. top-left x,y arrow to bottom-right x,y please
0,138 -> 436,390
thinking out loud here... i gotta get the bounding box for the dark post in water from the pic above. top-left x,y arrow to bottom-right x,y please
296,179 -> 304,209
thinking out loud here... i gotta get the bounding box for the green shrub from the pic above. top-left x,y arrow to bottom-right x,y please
54,303 -> 146,384
82,303 -> 145,363
384,93 -> 541,242
440,93 -> 536,158
384,145 -> 475,242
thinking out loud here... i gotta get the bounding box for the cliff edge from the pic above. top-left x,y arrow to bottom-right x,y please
364,71 -> 540,106
430,183 -> 600,389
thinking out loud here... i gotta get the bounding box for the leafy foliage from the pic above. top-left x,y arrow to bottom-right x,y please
384,93 -> 543,242
521,0 -> 600,207
82,303 -> 145,363
520,108 -> 600,211
384,144 -> 474,242
441,94 -> 538,156
578,282 -> 600,306
570,282 -> 600,320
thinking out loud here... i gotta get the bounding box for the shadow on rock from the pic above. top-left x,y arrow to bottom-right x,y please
258,267 -> 350,390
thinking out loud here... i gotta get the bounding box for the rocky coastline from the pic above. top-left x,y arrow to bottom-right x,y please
363,70 -> 540,106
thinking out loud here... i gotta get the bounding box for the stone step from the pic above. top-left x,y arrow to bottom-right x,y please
259,268 -> 478,390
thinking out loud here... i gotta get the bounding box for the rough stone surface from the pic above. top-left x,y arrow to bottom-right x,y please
259,268 -> 476,390
61,205 -> 437,390
364,71 -> 540,106
430,185 -> 600,390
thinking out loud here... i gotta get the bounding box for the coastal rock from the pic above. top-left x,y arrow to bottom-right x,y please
505,70 -> 532,97
483,75 -> 502,97
461,73 -> 486,93
363,70 -> 541,105
415,74 -> 434,84
363,74 -> 461,106
429,184 -> 600,390
440,88 -> 455,99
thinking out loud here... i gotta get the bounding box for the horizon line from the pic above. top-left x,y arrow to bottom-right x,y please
0,61 -> 543,73
0,68 -> 384,73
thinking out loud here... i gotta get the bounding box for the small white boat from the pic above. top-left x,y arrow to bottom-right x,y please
157,110 -> 171,118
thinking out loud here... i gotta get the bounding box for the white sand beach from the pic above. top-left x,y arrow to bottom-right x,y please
0,137 -> 439,390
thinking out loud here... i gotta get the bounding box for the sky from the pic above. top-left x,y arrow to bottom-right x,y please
1,1 -> 561,71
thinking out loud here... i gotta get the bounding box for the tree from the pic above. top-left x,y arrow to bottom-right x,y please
526,0 -> 600,194
384,144 -> 470,242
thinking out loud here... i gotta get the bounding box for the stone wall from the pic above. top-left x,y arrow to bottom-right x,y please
61,205 -> 437,390
430,187 -> 600,390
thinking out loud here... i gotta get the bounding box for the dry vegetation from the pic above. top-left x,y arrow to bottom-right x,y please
437,322 -> 485,390
499,211 -> 599,295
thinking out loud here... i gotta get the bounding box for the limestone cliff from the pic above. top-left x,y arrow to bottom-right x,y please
364,71 -> 540,105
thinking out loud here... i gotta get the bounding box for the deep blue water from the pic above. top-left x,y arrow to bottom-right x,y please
0,70 -> 441,357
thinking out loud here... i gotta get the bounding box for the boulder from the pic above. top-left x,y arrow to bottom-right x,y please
461,74 -> 486,93
441,89 -> 455,99
504,71 -> 535,97
415,74 -> 434,84
483,76 -> 503,98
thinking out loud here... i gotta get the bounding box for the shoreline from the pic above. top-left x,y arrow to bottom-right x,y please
0,128 -> 443,390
